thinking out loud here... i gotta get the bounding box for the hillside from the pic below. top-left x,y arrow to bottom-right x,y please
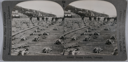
65,5 -> 109,17
13,6 -> 56,17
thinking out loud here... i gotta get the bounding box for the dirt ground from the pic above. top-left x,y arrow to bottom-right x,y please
11,15 -> 117,56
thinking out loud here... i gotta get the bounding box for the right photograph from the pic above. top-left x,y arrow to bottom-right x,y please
64,0 -> 117,55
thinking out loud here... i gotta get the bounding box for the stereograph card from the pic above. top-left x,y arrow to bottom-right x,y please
2,0 -> 127,61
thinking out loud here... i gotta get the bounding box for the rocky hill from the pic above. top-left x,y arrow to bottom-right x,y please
13,6 -> 56,17
65,5 -> 109,17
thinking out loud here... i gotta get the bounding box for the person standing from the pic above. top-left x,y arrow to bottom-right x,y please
30,16 -> 32,20
29,16 -> 35,26
37,17 -> 39,21
89,17 -> 92,21
46,17 -> 48,23
51,17 -> 54,25
55,17 -> 58,23
42,17 -> 44,21
61,17 -> 65,25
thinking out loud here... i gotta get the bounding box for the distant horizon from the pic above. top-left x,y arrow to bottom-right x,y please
69,5 -> 110,17
16,5 -> 116,18
16,0 -> 117,17
15,5 -> 57,17
69,0 -> 117,17
16,1 -> 64,17
70,5 -> 116,17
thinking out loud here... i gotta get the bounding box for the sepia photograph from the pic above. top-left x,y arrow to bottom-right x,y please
11,0 -> 118,56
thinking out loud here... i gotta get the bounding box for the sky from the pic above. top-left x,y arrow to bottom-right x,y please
17,1 -> 64,17
69,0 -> 117,17
16,0 -> 117,17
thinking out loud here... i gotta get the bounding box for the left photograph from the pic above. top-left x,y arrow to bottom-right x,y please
11,1 -> 64,56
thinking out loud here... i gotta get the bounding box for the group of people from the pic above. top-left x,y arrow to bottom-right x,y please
81,16 -> 117,21
81,16 -> 117,24
80,16 -> 117,28
29,16 -> 49,21
29,16 -> 66,26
